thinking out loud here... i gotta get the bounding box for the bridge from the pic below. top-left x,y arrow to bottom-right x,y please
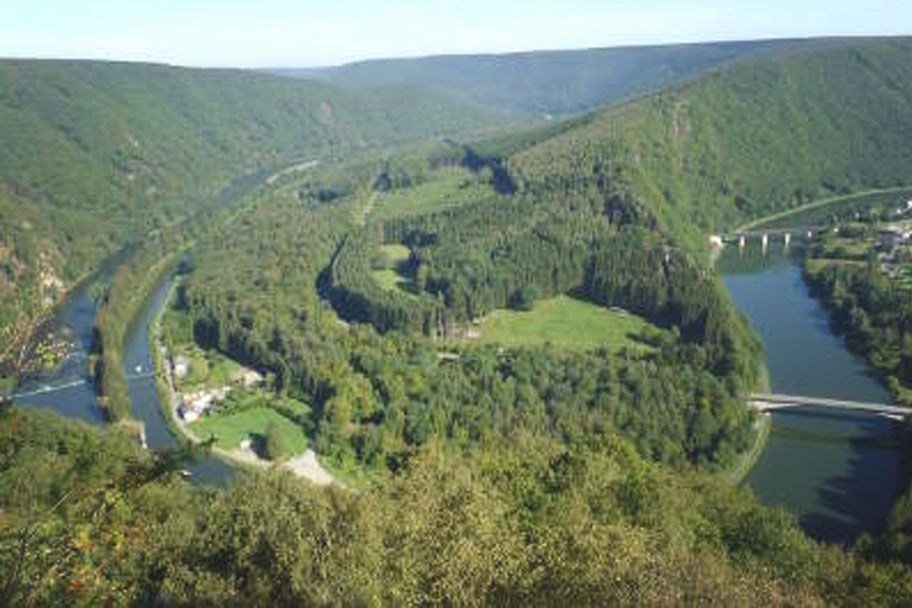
750,392 -> 910,419
716,227 -> 828,249
710,228 -> 831,252
5,371 -> 157,401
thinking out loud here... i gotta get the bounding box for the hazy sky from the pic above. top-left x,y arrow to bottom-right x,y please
2,0 -> 911,67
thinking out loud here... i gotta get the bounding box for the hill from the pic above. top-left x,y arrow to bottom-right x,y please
8,36 -> 912,606
274,38 -> 843,115
506,37 -> 912,242
0,60 -> 512,373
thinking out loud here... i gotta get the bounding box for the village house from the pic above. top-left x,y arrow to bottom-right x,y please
178,386 -> 230,423
879,225 -> 912,248
172,355 -> 189,379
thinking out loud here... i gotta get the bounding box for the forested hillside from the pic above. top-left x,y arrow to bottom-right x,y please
174,36 -> 912,481
0,60 -> 510,374
9,35 -> 912,604
6,404 -> 912,605
279,38 -> 843,114
508,37 -> 912,241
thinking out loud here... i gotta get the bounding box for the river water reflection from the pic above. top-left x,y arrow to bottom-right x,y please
10,170 -> 273,485
719,242 -> 901,544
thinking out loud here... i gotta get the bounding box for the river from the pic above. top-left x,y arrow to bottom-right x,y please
11,180 -> 906,531
9,169 -> 274,485
719,241 -> 902,545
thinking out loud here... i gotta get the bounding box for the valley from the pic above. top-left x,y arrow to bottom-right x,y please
5,35 -> 912,604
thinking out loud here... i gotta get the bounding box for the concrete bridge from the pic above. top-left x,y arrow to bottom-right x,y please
716,228 -> 826,250
750,392 -> 910,420
710,230 -> 824,252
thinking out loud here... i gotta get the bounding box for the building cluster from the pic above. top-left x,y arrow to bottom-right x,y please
170,353 -> 266,423
179,386 -> 230,423
879,224 -> 912,249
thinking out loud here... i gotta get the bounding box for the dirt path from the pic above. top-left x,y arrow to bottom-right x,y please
284,450 -> 335,486
221,447 -> 337,487
356,191 -> 379,227
266,159 -> 320,185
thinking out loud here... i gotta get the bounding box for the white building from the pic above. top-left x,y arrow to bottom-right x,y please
173,356 -> 189,379
178,387 -> 231,422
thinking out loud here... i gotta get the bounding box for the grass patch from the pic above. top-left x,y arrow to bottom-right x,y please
172,343 -> 241,391
371,244 -> 417,295
804,257 -> 864,276
192,407 -> 309,458
476,295 -> 660,352
373,167 -> 491,220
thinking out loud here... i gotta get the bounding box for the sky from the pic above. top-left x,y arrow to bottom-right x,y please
1,0 -> 911,68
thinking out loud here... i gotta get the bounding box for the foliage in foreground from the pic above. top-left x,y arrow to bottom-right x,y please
5,407 -> 912,605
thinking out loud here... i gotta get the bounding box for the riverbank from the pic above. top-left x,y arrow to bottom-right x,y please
725,412 -> 772,485
720,362 -> 772,485
0,245 -> 134,392
94,163 -> 319,423
149,277 -> 339,487
801,238 -> 912,407
719,243 -> 903,543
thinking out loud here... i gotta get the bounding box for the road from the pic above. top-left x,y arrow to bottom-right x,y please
734,186 -> 912,233
152,282 -> 340,487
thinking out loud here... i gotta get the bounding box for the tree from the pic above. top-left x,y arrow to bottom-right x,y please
510,285 -> 540,311
264,422 -> 284,461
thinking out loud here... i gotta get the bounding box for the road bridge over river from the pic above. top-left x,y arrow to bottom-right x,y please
750,393 -> 910,419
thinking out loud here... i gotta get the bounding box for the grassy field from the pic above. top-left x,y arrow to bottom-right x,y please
476,295 -> 659,352
371,244 -> 416,294
742,187 -> 912,232
373,167 -> 491,220
192,407 -> 309,458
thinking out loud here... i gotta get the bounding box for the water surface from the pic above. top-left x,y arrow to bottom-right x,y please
719,242 -> 901,544
11,170 -> 272,485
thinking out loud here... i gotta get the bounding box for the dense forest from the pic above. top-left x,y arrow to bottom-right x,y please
169,36 -> 912,492
6,404 -> 912,605
0,60 -> 510,378
803,232 -> 912,403
171,139 -> 762,475
282,37 -> 832,114
7,35 -> 912,604
508,37 -> 912,244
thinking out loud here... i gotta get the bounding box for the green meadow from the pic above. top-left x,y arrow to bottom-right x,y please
477,295 -> 659,352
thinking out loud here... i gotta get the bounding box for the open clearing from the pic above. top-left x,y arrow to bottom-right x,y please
373,167 -> 490,220
192,407 -> 309,458
477,295 -> 658,351
371,243 -> 416,294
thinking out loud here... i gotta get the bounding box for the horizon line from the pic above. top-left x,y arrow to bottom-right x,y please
1,33 -> 909,72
